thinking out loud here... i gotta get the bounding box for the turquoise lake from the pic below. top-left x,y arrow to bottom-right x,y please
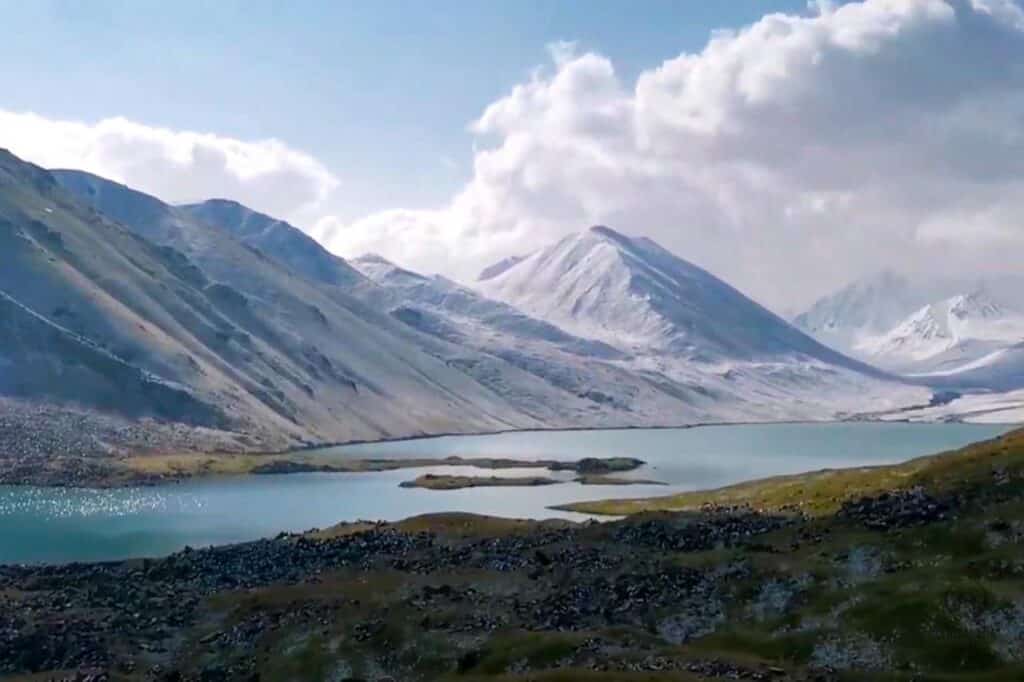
0,422 -> 1013,565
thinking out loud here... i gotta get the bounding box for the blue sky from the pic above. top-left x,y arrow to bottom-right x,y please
1,0 -> 809,219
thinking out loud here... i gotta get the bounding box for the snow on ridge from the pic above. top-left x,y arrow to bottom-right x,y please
855,291 -> 1024,371
478,225 -> 871,367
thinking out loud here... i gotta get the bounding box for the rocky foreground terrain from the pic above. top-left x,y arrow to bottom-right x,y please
1,429 -> 1022,681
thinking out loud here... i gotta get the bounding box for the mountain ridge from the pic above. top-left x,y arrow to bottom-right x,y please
477,225 -> 890,376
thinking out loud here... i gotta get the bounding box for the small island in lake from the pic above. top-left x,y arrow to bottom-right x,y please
574,474 -> 667,485
399,473 -> 559,490
394,456 -> 653,490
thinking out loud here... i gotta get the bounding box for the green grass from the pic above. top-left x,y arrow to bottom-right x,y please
466,631 -> 589,675
560,428 -> 1024,516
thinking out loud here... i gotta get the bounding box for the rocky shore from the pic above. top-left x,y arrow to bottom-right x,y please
0,397 -> 261,488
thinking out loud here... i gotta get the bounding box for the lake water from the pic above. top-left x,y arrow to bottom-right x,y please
0,422 -> 1013,565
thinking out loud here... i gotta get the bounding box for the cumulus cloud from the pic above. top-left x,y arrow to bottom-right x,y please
0,111 -> 338,221
323,0 -> 1024,308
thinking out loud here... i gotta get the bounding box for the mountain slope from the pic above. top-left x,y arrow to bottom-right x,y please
173,202 -> 809,426
150,191 -> 714,426
0,150 -> 300,452
350,254 -> 730,421
20,163 -> 930,442
178,199 -> 369,290
795,271 -> 1024,360
58,169 -> 700,433
26,163 -> 571,446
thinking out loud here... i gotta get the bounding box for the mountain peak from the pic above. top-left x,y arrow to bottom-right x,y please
588,224 -> 623,237
0,152 -> 58,194
354,253 -> 395,266
195,198 -> 250,214
948,291 -> 1003,319
479,226 -> 863,367
854,288 -> 1024,370
586,225 -> 632,245
352,253 -> 428,283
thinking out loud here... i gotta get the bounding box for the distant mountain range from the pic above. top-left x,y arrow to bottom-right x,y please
794,271 -> 1024,385
7,147 -> 1016,460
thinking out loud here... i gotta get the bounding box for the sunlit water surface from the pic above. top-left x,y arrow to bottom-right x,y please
0,422 -> 1013,564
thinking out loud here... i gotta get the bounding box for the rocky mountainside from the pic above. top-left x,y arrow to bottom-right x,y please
51,168 -> 714,433
0,154 -> 936,473
159,199 -> 929,426
350,253 -> 726,423
1,154 -> 557,466
0,154 -> 233,432
177,198 -> 369,290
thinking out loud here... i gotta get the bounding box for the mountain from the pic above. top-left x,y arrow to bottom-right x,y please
478,226 -> 876,368
54,169 -> 705,430
795,271 -> 1024,358
795,265 -> 1024,385
177,199 -> 369,290
927,342 -> 1024,392
350,254 -> 728,422
176,199 -> 726,425
33,164 -> 571,448
14,160 -> 932,447
854,292 -> 1024,373
792,270 -> 929,354
352,254 -> 620,359
0,152 -> 232,432
475,226 -> 927,417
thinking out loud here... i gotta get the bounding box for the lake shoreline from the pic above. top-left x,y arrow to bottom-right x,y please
0,418 -> 822,489
0,423 -> 1014,565
3,414 -> 1019,489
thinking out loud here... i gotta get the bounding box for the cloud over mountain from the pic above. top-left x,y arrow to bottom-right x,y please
321,0 -> 1024,308
0,111 -> 338,222
4,0 -> 1024,310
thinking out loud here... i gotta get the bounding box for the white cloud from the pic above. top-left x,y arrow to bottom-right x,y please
322,0 -> 1024,308
0,111 -> 338,221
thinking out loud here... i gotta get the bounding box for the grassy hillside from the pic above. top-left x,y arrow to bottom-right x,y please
561,427 -> 1024,516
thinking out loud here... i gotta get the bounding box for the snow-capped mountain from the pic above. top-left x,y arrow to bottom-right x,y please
9,154 -> 933,441
795,271 -> 1024,354
792,270 -> 930,354
478,225 -> 876,368
856,292 -> 1024,374
350,253 -> 733,423
178,199 -> 370,290
473,225 -> 927,418
45,165 -> 566,444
